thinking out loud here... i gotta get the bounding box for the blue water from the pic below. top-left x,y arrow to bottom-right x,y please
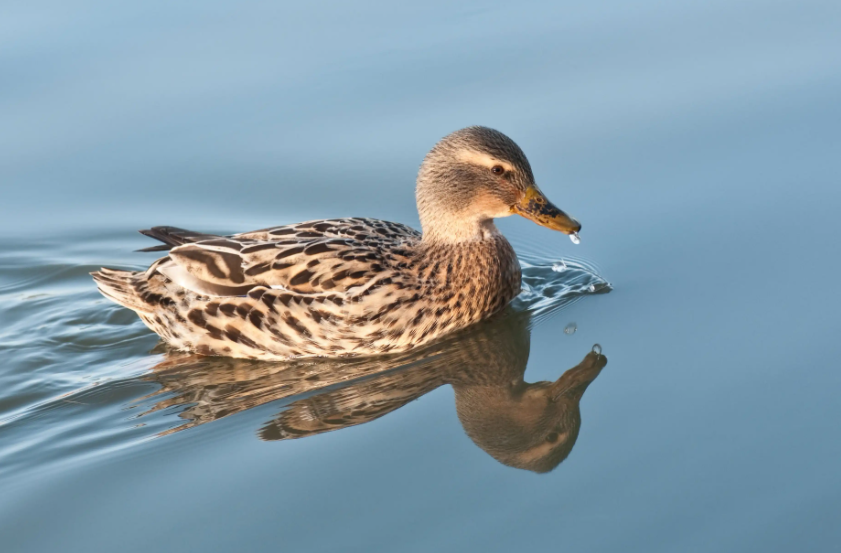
2,1 -> 840,551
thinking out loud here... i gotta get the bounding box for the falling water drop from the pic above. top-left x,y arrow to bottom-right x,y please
564,323 -> 577,335
592,344 -> 602,355
569,232 -> 581,245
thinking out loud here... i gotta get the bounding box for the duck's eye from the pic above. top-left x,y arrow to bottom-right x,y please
491,165 -> 505,175
545,431 -> 560,444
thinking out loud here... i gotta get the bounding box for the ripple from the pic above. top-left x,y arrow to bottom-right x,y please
515,255 -> 612,322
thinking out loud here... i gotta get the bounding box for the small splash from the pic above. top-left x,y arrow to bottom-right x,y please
515,256 -> 611,320
569,232 -> 581,245
564,323 -> 577,335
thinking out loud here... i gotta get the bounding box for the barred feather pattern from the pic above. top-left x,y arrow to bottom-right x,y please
92,218 -> 521,360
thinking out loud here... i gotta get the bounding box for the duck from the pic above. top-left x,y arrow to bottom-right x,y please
92,126 -> 581,360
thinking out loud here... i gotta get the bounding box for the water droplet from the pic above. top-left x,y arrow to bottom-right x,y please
569,232 -> 581,245
564,323 -> 577,335
588,284 -> 596,292
552,260 -> 567,272
592,343 -> 602,355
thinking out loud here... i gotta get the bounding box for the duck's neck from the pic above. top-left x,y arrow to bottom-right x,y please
420,217 -> 501,244
416,173 -> 508,243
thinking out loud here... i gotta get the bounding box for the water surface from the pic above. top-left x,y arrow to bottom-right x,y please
2,1 -> 840,552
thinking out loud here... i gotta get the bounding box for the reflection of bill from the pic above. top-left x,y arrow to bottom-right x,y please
142,309 -> 607,473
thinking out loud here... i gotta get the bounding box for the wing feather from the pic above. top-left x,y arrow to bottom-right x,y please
160,218 -> 420,297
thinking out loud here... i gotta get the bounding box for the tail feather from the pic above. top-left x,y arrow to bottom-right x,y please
91,268 -> 155,313
137,226 -> 223,252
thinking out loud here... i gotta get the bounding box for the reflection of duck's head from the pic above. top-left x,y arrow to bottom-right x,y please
454,348 -> 606,473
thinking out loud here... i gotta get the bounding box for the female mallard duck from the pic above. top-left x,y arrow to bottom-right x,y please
92,126 -> 581,360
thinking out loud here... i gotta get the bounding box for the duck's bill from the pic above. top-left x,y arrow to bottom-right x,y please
511,186 -> 581,235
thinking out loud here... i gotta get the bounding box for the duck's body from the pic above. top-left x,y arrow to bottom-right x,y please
94,218 -> 520,359
93,127 -> 580,360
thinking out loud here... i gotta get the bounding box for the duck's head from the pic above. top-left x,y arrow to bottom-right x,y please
417,126 -> 581,242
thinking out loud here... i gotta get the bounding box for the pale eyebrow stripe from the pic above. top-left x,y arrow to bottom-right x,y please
456,150 -> 514,172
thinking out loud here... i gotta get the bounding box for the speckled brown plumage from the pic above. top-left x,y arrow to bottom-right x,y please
92,126 -> 581,360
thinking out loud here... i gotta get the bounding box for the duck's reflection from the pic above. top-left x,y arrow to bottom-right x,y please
142,310 -> 606,472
